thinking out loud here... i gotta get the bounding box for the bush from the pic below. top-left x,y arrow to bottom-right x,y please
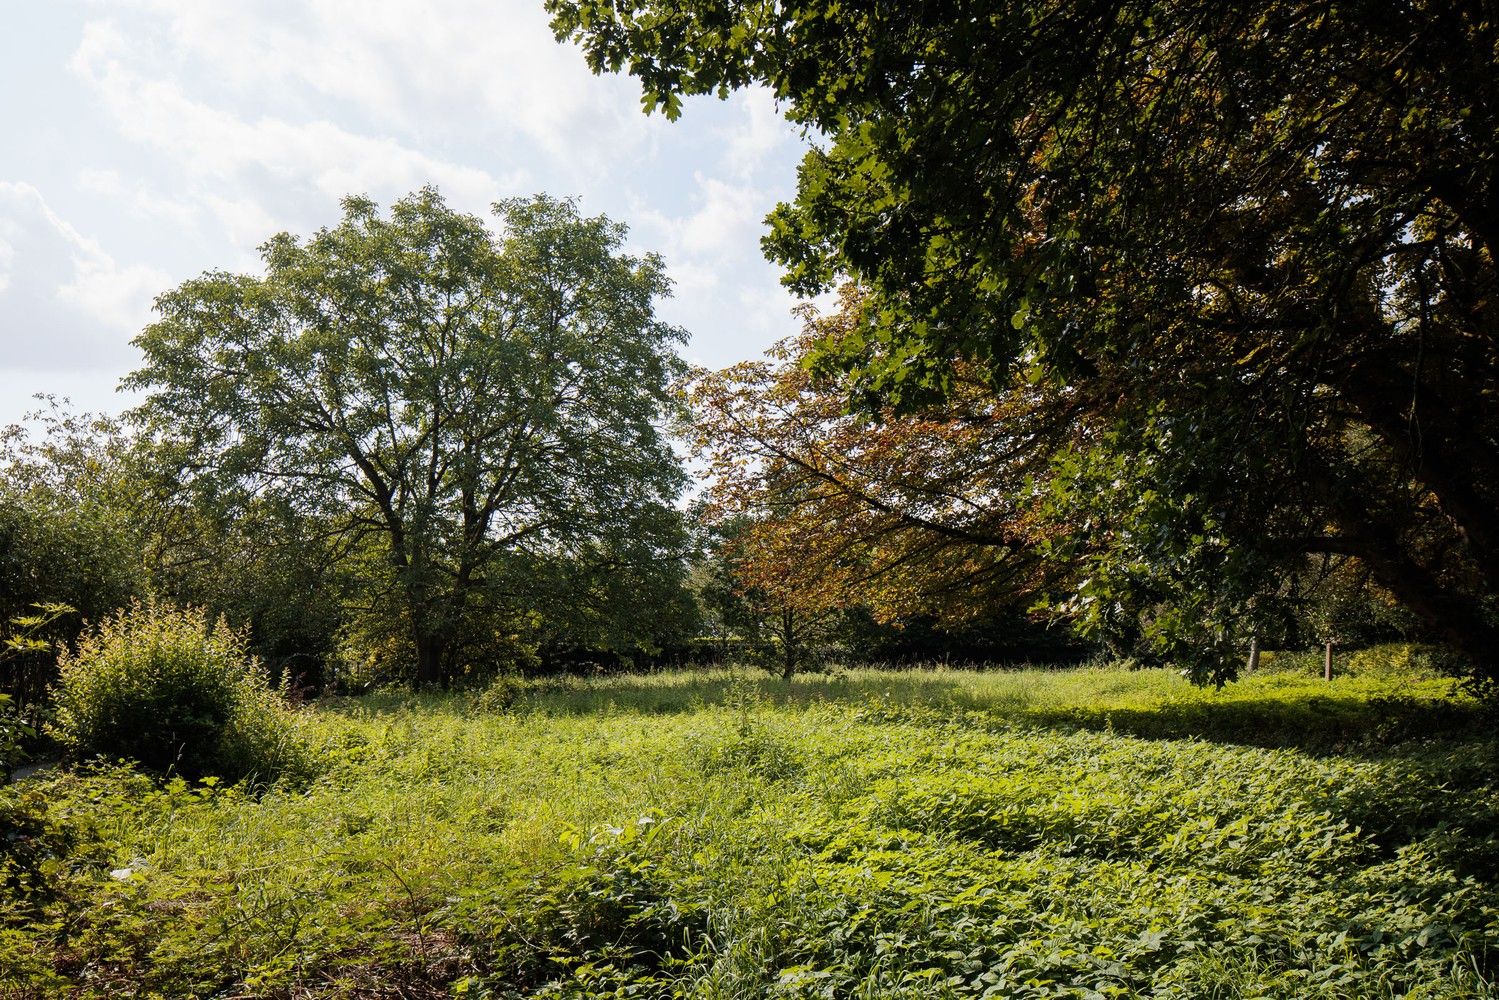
0,408 -> 146,707
51,602 -> 313,784
1258,642 -> 1469,683
0,693 -> 29,781
473,673 -> 525,713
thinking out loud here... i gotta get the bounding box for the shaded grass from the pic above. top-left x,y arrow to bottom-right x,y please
470,663 -> 1486,753
2,664 -> 1494,998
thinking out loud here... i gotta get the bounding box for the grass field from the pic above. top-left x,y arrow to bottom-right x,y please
3,662 -> 1496,998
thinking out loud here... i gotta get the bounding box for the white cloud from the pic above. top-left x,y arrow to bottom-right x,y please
0,182 -> 168,371
0,0 -> 813,425
199,195 -> 280,259
74,0 -> 663,184
0,236 -> 14,296
76,168 -> 200,231
633,174 -> 769,264
719,90 -> 802,180
57,252 -> 166,334
679,177 -> 766,256
627,173 -> 807,368
70,20 -> 518,221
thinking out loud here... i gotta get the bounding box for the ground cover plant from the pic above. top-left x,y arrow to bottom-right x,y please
2,658 -> 1495,998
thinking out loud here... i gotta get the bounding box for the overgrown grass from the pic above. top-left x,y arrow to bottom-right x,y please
505,660 -> 1485,752
2,661 -> 1495,998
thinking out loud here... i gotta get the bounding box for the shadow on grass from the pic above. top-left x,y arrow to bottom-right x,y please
535,672 -> 1488,752
519,671 -> 972,717
327,668 -> 1493,757
1014,695 -> 1491,754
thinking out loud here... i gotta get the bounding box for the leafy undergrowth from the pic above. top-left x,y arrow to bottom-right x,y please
2,665 -> 1495,998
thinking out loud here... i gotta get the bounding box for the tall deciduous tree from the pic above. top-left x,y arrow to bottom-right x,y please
128,189 -> 688,686
552,0 -> 1499,685
687,286 -> 1060,628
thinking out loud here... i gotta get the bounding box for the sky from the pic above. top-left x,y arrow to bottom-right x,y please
0,0 -> 814,430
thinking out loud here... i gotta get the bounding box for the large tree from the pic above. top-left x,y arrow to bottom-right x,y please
551,0 -> 1499,684
688,286 -> 1061,627
128,189 -> 688,686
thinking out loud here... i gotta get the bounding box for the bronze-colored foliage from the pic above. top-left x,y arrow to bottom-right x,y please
687,287 -> 1073,631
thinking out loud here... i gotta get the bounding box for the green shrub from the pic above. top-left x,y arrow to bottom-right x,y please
473,673 -> 525,713
1257,642 -> 1468,683
0,692 -> 28,780
51,602 -> 313,784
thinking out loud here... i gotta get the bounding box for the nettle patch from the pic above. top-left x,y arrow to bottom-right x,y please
1,675 -> 1495,999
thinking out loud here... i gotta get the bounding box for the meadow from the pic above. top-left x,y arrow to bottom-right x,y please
2,658 -> 1496,999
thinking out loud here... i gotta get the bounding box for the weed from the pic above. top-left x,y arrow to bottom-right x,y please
2,664 -> 1494,998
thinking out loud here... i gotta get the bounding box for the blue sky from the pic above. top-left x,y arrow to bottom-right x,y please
0,0 -> 813,428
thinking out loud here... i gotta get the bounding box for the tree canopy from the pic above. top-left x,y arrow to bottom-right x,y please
552,0 -> 1499,684
128,189 -> 689,686
687,286 -> 1059,627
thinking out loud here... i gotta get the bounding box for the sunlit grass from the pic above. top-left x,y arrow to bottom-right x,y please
4,660 -> 1493,998
440,660 -> 1481,752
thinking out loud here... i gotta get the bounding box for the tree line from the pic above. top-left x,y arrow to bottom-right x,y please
551,0 -> 1499,693
0,191 -> 1079,710
3,192 -> 701,695
5,0 -> 1497,706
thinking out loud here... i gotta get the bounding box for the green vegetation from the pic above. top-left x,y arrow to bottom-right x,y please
126,189 -> 690,689
4,662 -> 1494,998
0,603 -> 75,781
50,603 -> 313,784
550,0 -> 1499,689
4,4 -> 1496,996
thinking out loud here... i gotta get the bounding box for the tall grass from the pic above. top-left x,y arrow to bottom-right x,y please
2,661 -> 1493,998
467,660 -> 1483,752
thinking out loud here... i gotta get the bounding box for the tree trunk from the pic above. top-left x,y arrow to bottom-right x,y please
414,631 -> 444,688
780,608 -> 797,681
1332,516 -> 1499,682
1308,455 -> 1499,686
1246,637 -> 1259,674
1346,356 -> 1499,590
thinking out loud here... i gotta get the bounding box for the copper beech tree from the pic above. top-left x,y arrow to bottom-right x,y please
686,288 -> 1074,666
